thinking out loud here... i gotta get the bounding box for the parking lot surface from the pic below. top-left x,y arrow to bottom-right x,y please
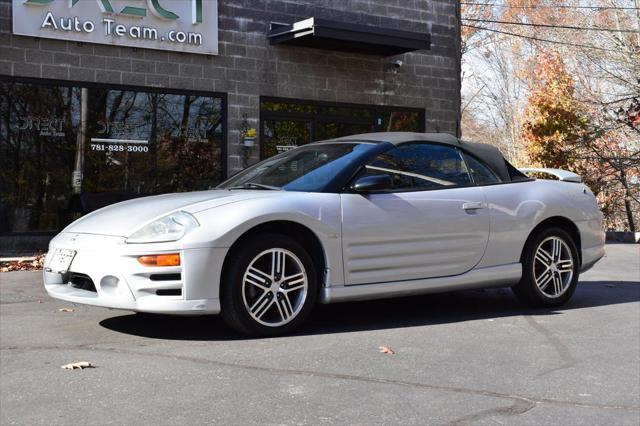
1,244 -> 639,425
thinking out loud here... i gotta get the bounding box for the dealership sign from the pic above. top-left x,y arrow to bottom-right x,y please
12,0 -> 218,55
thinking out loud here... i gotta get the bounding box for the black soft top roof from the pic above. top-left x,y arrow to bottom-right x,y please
329,132 -> 522,182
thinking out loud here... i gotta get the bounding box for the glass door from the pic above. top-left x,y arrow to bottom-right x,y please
261,119 -> 313,159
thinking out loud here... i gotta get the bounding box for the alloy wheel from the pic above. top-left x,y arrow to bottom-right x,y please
533,236 -> 574,298
241,248 -> 308,327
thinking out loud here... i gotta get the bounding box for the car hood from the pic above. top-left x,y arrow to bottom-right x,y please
62,190 -> 274,237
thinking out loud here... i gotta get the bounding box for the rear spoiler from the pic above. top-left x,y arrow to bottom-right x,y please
518,168 -> 582,183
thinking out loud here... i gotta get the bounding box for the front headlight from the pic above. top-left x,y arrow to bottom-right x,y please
126,211 -> 199,244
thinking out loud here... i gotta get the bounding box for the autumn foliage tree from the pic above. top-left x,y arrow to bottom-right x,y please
521,50 -> 591,170
461,1 -> 639,232
520,50 -> 638,232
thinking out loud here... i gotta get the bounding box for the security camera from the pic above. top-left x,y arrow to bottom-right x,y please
385,59 -> 404,74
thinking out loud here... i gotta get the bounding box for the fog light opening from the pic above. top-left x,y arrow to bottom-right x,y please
100,275 -> 120,296
137,253 -> 181,267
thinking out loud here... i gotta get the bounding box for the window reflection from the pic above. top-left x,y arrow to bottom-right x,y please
360,144 -> 472,190
0,80 -> 224,234
381,111 -> 422,132
316,121 -> 373,140
260,99 -> 424,159
262,119 -> 312,158
261,101 -> 316,114
0,83 -> 79,233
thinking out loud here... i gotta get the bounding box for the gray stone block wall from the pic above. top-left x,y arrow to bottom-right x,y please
0,0 -> 461,176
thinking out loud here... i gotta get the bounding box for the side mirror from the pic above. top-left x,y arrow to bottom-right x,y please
351,174 -> 393,192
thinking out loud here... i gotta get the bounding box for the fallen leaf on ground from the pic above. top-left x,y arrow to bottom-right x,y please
0,254 -> 47,272
378,346 -> 396,355
61,362 -> 95,370
58,308 -> 74,312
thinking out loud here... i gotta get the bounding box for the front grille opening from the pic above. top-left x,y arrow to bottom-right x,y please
149,273 -> 181,282
67,273 -> 96,292
156,289 -> 182,296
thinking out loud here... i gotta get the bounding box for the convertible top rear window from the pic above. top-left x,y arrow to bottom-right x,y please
461,152 -> 501,185
506,161 -> 531,181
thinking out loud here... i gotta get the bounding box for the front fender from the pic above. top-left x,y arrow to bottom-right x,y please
182,192 -> 344,285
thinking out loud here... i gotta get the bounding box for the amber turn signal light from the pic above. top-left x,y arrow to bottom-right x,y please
137,253 -> 181,267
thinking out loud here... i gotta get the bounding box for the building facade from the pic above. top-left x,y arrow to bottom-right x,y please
0,0 -> 461,253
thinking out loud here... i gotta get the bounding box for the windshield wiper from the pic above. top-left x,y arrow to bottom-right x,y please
227,183 -> 280,191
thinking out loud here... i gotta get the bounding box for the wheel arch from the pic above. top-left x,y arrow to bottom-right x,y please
522,216 -> 582,265
220,220 -> 327,294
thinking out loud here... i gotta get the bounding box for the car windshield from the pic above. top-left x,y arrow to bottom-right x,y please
218,143 -> 372,192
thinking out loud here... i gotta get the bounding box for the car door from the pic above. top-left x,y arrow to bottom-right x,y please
341,143 -> 490,285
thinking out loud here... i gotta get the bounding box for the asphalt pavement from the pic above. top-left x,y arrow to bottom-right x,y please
1,244 -> 639,425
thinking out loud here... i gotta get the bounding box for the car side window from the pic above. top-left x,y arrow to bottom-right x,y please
360,143 -> 473,191
461,152 -> 501,185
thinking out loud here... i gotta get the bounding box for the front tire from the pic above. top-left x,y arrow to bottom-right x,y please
512,227 -> 580,308
221,233 -> 318,337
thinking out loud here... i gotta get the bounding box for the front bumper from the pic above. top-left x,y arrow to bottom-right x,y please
43,232 -> 225,315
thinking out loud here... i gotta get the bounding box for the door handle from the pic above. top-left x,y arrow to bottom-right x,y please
463,202 -> 485,211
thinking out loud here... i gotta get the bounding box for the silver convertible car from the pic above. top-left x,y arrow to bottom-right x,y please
44,133 -> 605,336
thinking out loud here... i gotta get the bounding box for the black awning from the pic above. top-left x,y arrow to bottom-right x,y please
268,18 -> 431,57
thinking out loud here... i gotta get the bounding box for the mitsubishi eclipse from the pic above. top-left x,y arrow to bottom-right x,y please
43,132 -> 605,336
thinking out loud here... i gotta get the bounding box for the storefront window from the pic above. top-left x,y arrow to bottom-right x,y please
0,79 -> 225,234
260,98 -> 424,159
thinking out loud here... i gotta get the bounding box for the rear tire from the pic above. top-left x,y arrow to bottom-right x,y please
512,227 -> 579,308
221,233 -> 318,337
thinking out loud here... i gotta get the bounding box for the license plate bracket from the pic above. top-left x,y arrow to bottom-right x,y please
46,249 -> 77,274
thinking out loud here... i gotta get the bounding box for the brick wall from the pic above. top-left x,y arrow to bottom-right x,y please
0,0 -> 461,175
